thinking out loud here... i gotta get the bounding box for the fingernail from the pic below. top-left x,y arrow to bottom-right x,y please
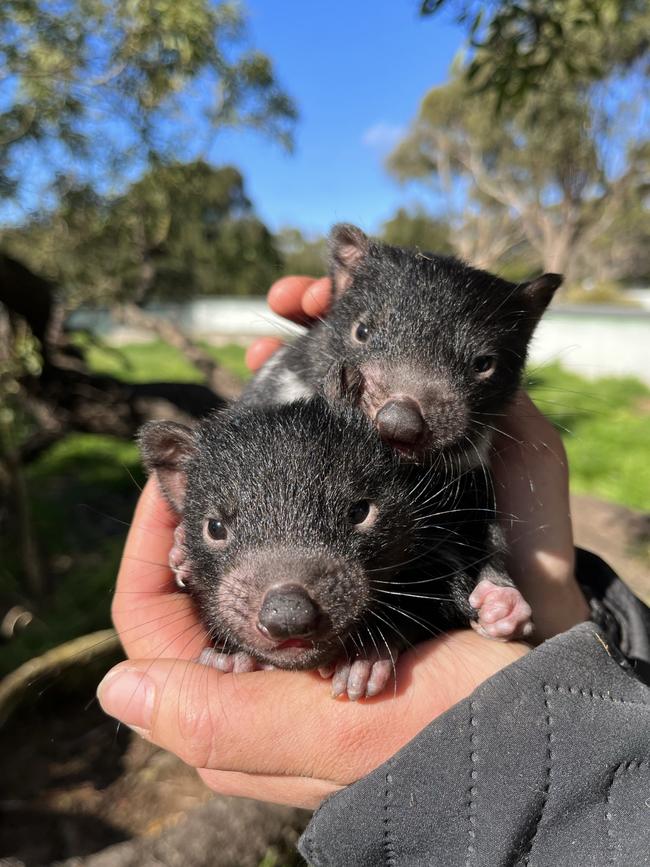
97,667 -> 155,730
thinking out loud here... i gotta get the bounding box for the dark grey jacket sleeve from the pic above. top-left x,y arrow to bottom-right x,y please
299,552 -> 650,867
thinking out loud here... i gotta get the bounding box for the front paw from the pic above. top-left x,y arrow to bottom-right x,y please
198,648 -> 267,673
169,524 -> 192,589
321,653 -> 397,701
469,579 -> 533,640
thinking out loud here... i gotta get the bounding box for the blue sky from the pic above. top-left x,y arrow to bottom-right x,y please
210,1 -> 464,235
1,2 -> 464,232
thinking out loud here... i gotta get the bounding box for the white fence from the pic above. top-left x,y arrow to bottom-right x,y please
70,299 -> 650,385
530,307 -> 650,383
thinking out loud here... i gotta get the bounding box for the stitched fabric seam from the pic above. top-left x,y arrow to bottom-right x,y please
466,700 -> 478,867
606,758 -> 650,867
544,683 -> 650,707
302,830 -> 320,866
522,685 -> 554,866
383,769 -> 396,866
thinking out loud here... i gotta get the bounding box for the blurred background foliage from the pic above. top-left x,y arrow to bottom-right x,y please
6,161 -> 282,304
420,0 -> 650,107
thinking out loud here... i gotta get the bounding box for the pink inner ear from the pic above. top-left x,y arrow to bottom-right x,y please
333,260 -> 355,295
156,466 -> 187,514
139,419 -> 197,514
338,239 -> 365,268
331,225 -> 369,296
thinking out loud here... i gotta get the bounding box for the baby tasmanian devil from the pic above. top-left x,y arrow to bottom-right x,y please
242,224 -> 561,467
139,397 -> 526,701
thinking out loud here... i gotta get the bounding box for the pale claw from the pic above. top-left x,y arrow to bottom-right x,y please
198,649 -> 262,673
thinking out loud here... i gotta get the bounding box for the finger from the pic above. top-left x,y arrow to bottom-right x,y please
112,477 -> 207,661
197,768 -> 340,810
490,391 -> 587,638
496,390 -> 563,451
97,633 -> 527,783
267,276 -> 320,323
491,390 -> 569,507
301,276 -> 332,320
100,660 -> 375,781
245,337 -> 284,372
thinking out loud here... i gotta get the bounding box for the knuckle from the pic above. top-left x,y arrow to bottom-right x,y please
154,673 -> 218,769
179,712 -> 214,768
177,706 -> 215,768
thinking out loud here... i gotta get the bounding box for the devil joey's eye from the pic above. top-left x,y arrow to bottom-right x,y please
205,518 -> 228,544
353,321 -> 370,343
473,354 -> 497,378
348,500 -> 377,530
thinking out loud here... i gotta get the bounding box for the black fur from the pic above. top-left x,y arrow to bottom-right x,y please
140,398 -> 497,671
242,225 -> 561,465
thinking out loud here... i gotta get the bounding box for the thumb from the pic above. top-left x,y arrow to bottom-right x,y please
96,633 -> 525,781
96,657 -> 367,779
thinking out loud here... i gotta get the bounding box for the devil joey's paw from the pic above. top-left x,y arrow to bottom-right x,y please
198,648 -> 274,673
168,524 -> 194,590
322,656 -> 396,701
469,579 -> 534,641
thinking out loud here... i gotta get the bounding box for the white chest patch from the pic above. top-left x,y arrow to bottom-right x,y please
276,369 -> 315,403
255,349 -> 286,384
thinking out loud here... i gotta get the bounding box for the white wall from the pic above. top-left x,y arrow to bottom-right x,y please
530,308 -> 650,383
70,300 -> 650,385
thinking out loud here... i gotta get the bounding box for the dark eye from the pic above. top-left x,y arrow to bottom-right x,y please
353,321 -> 370,343
205,518 -> 227,541
473,355 -> 496,377
348,500 -> 371,525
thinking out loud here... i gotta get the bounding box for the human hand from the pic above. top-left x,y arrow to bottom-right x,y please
247,275 -> 590,640
101,274 -> 586,811
244,275 -> 333,372
105,491 -> 527,808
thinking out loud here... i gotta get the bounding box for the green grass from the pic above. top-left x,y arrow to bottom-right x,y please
526,363 -> 650,511
82,338 -> 250,382
1,342 -> 648,675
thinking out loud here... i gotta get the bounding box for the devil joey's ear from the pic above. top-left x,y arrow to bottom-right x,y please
520,273 -> 563,316
328,224 -> 370,297
138,421 -> 197,514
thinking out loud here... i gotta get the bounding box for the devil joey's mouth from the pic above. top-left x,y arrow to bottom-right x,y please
247,621 -> 354,669
253,639 -> 337,670
384,436 -> 428,461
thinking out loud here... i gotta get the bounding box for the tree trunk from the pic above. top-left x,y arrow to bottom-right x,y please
0,254 -> 55,356
541,218 -> 580,284
0,253 -> 233,463
0,421 -> 45,598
